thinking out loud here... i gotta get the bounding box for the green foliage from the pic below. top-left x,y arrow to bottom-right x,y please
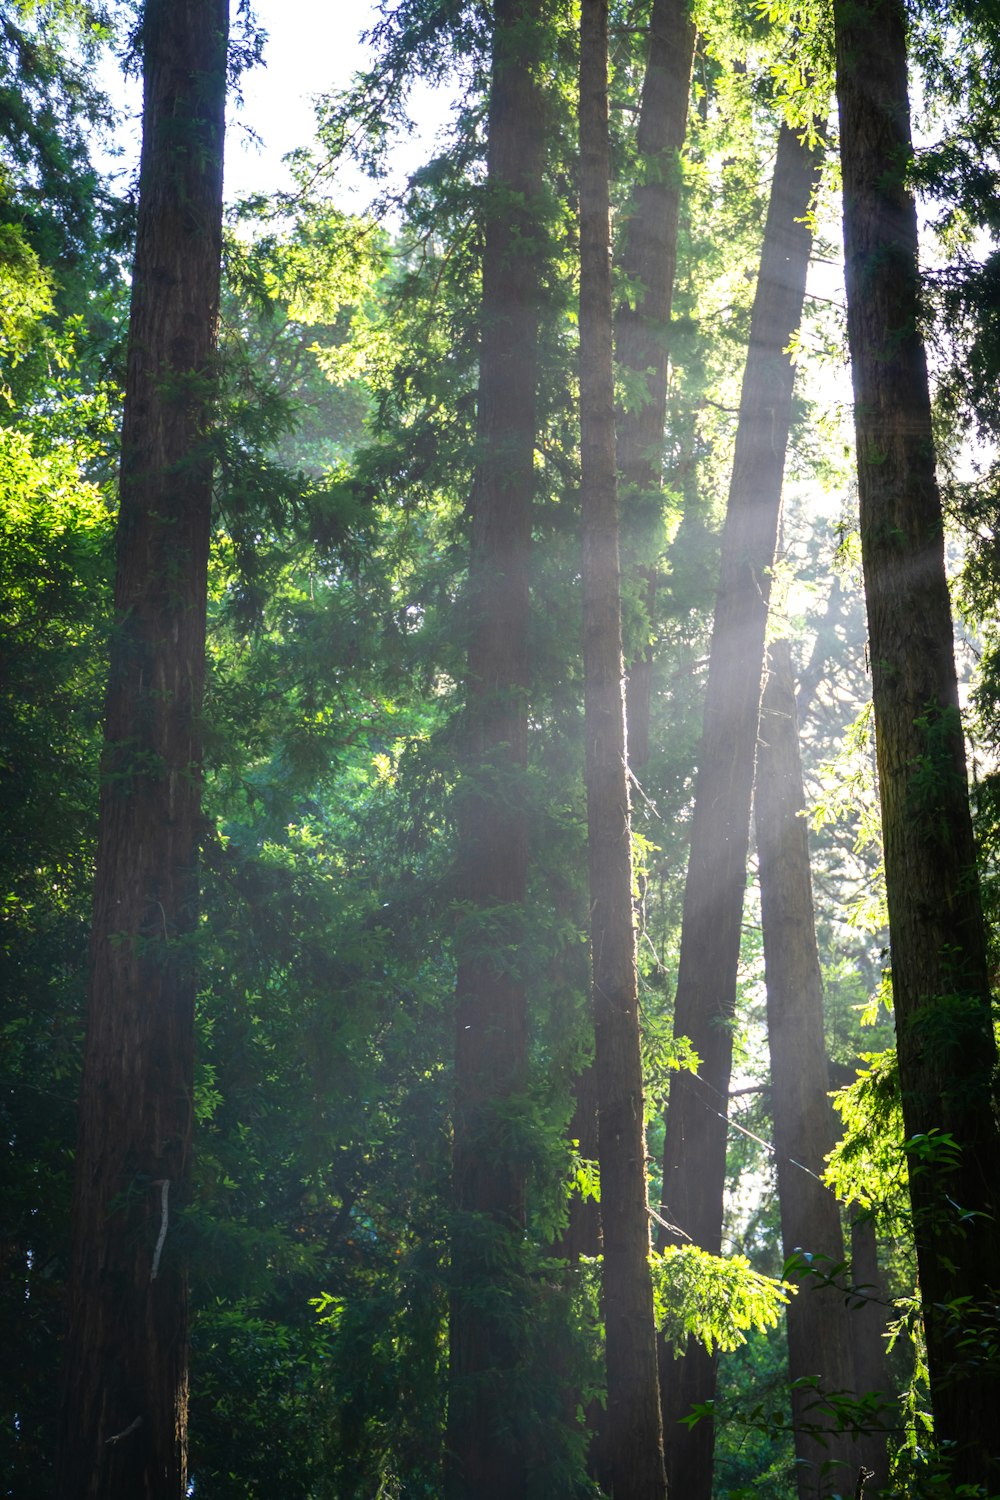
0,384 -> 113,1496
7,0 -> 1000,1493
809,701 -> 889,935
0,219 -> 53,378
826,1049 -> 906,1212
642,1008 -> 700,1114
752,0 -> 835,129
190,1303 -> 337,1498
0,1 -> 130,398
651,1243 -> 790,1356
713,1325 -> 798,1497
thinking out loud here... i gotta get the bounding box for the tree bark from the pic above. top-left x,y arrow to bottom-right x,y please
55,3 -> 228,1496
833,0 -> 1000,1484
615,0 -> 697,770
445,4 -> 546,1495
757,638 -> 884,1499
847,1207 -> 891,1494
657,120 -> 822,1500
579,3 -> 668,1495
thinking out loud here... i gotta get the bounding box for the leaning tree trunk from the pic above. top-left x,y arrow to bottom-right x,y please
833,0 -> 1000,1485
579,2 -> 668,1495
55,3 -> 228,1496
615,0 -> 696,769
445,4 -> 546,1496
757,638 -> 887,1499
657,119 -> 822,1500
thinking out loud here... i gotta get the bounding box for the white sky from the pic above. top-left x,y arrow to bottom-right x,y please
225,0 -> 375,202
99,0 -> 452,210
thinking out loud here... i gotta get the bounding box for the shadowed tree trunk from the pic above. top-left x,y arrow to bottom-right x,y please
615,0 -> 696,770
847,1207 -> 891,1494
553,1058 -> 613,1495
833,0 -> 1000,1484
757,637 -> 887,1498
579,2 -> 668,1494
54,3 -> 228,1495
445,4 -> 546,1495
794,576 -> 847,724
657,119 -> 822,1500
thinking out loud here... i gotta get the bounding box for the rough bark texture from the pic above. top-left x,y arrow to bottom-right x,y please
834,0 -> 1000,1484
54,4 -> 228,1496
757,639 -> 881,1499
580,3 -> 668,1495
615,0 -> 696,769
657,121 -> 822,1499
445,5 -> 545,1495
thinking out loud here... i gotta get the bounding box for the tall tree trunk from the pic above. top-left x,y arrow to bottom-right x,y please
833,0 -> 1000,1484
757,638 -> 886,1498
657,120 -> 822,1500
55,3 -> 228,1496
559,7 -> 695,1480
847,1207 -> 891,1494
615,0 -> 697,770
579,3 -> 668,1495
445,5 -> 546,1495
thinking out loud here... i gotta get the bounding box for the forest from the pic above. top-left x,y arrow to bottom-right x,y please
3,0 -> 1000,1495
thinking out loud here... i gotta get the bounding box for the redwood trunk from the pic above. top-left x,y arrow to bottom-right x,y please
580,3 -> 667,1495
833,0 -> 1000,1483
847,1208 -> 891,1493
445,4 -> 545,1495
757,638 -> 882,1498
615,0 -> 696,769
657,120 -> 822,1498
562,5 -> 695,1477
55,3 -> 228,1496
